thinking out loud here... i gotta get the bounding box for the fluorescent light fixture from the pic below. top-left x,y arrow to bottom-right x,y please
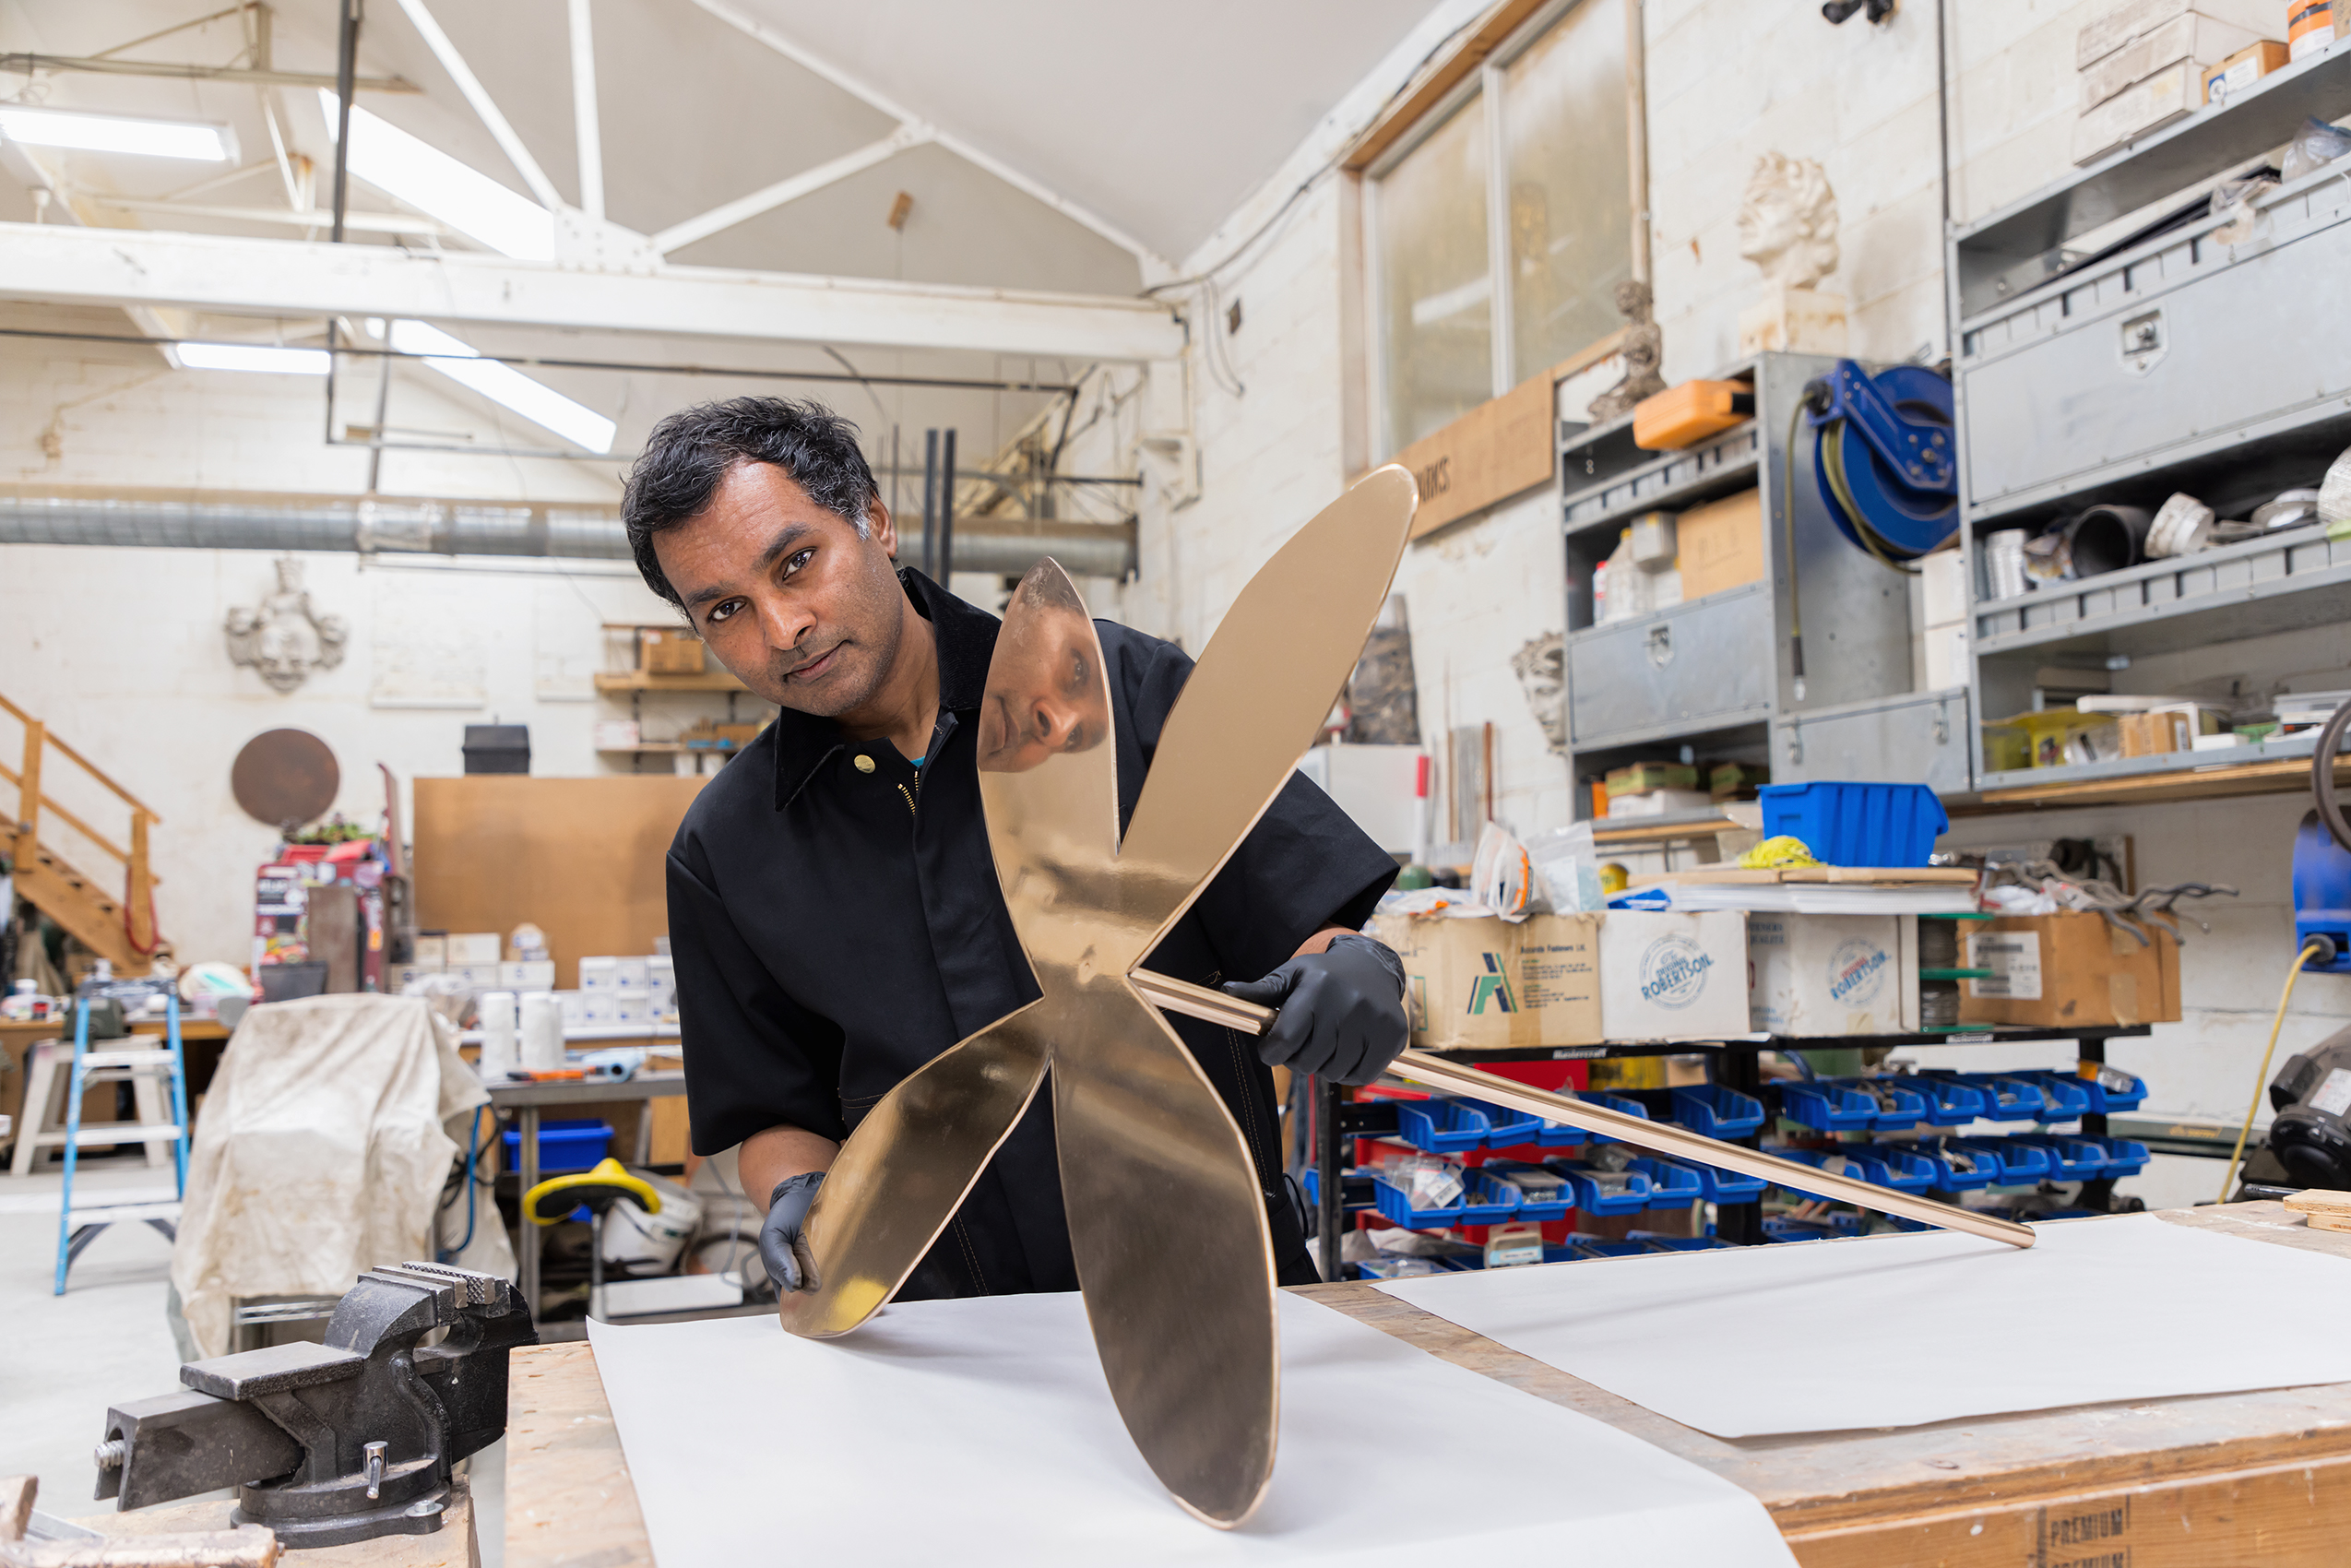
388,320 -> 615,453
320,91 -> 552,261
0,105 -> 235,162
176,342 -> 332,375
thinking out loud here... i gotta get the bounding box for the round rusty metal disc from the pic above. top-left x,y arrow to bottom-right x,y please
232,728 -> 339,829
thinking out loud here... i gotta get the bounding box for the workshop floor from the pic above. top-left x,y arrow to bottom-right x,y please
0,1158 -> 507,1563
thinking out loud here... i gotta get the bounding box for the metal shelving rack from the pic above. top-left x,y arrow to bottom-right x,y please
1947,45 -> 2351,793
1558,351 -> 1970,815
1309,1024 -> 2151,1279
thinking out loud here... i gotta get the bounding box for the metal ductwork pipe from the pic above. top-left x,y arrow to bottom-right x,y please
0,494 -> 1137,579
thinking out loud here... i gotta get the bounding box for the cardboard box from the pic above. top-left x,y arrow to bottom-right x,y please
580,989 -> 618,1024
1598,910 -> 1751,1041
499,959 -> 557,991
1677,488 -> 1766,602
614,988 -> 652,1024
1608,788 -> 1715,818
1606,762 -> 1699,796
447,932 -> 502,965
2118,709 -> 2193,756
2073,61 -> 2199,163
1924,623 -> 1969,693
390,964 -> 441,992
1748,914 -> 1920,1036
2204,37 -> 2292,100
1374,912 -> 1602,1051
1959,913 -> 2182,1028
444,964 -> 498,989
615,956 -> 652,989
2084,11 -> 2265,106
2079,0 -> 2284,68
578,956 -> 619,991
412,933 -> 448,968
638,627 -> 705,675
593,719 -> 642,752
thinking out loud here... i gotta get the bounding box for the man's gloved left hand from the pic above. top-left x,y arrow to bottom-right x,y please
1220,932 -> 1408,1085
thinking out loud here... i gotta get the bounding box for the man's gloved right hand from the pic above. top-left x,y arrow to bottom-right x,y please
759,1170 -> 825,1293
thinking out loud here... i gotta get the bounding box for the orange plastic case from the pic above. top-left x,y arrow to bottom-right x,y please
1632,379 -> 1752,451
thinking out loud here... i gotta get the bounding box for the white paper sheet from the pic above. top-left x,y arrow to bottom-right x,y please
1376,1213 -> 2351,1438
587,1290 -> 1795,1565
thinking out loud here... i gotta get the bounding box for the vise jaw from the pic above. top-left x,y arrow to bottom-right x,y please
95,1262 -> 537,1550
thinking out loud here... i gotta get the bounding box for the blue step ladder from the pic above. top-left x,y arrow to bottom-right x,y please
53,993 -> 191,1295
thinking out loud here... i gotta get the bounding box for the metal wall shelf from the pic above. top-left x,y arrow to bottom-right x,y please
1952,44 -> 2351,321
1971,525 -> 2351,656
1561,423 -> 1760,535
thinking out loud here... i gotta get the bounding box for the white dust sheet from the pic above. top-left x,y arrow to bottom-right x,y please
587,1290 -> 1796,1566
1376,1213 -> 2351,1438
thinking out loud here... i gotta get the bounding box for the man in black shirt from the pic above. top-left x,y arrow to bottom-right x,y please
623,398 -> 1407,1300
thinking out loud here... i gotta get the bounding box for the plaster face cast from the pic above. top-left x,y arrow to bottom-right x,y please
224,555 -> 348,693
1512,632 -> 1567,755
1736,151 -> 1839,291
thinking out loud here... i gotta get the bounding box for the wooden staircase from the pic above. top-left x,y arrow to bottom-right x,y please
2,694 -> 168,976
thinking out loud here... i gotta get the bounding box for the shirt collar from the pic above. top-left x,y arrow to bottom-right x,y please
768,567 -> 999,812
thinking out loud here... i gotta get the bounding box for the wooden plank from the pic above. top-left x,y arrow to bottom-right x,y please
1395,368 -> 1556,540
1951,754 -> 2351,816
1591,815 -> 1737,846
412,777 -> 706,989
1340,0 -> 1549,172
71,1482 -> 474,1566
506,1341 -> 655,1568
1631,866 -> 1978,888
591,670 -> 745,693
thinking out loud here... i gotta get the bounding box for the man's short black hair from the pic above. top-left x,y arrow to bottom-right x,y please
621,396 -> 879,607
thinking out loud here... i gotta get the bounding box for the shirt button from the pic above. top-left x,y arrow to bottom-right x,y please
853,754 -> 875,774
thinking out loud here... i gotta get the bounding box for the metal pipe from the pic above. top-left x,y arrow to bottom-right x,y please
938,428 -> 957,582
0,493 -> 1137,576
328,0 -> 360,245
920,429 -> 939,578
0,53 -> 416,91
1127,969 -> 2036,1251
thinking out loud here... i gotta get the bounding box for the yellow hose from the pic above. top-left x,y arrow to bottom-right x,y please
2217,941 -> 2329,1203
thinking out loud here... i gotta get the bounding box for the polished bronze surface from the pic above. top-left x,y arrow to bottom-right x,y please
778,468 -> 1420,1526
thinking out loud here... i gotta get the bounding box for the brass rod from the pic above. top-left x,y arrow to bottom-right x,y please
1127,968 -> 2036,1251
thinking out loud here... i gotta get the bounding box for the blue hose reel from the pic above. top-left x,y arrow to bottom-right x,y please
1802,361 -> 1959,567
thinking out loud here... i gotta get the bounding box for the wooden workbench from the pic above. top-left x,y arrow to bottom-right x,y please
502,1203 -> 2351,1567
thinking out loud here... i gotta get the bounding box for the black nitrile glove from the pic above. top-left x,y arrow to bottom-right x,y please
1221,932 -> 1408,1085
760,1171 -> 825,1293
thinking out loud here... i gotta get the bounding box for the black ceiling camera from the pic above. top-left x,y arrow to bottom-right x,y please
1823,0 -> 1896,21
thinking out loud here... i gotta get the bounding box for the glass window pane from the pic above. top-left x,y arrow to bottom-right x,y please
1375,95 -> 1490,457
1502,0 -> 1631,379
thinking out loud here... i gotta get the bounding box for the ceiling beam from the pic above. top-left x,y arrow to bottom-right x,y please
651,124 -> 932,256
0,222 -> 1186,362
385,0 -> 564,211
0,53 -> 417,92
566,0 -> 604,222
683,0 -> 1173,279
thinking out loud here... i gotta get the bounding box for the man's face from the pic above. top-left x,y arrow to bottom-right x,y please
976,580 -> 1109,775
652,461 -> 906,715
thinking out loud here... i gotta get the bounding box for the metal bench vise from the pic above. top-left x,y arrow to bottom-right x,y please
93,1262 -> 536,1550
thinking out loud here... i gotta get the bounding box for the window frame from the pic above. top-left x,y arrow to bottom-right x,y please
1362,0 -> 1644,462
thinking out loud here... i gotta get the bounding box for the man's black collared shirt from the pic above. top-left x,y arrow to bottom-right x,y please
666,569 -> 1397,1298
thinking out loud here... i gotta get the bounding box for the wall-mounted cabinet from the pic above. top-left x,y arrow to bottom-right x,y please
1558,352 -> 1922,824
1949,45 -> 2351,800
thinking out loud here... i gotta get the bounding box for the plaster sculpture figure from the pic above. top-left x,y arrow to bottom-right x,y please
1735,152 -> 1848,356
1512,632 -> 1567,754
225,557 -> 348,693
1585,280 -> 1668,425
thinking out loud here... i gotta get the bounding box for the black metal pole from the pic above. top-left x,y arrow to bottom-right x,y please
920,428 -> 939,579
938,428 -> 956,583
1716,1048 -> 1764,1246
1317,1075 -> 1343,1281
329,0 -> 361,244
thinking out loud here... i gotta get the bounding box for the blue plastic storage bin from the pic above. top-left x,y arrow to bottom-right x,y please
1565,1235 -> 1650,1260
1664,1084 -> 1766,1138
1572,1090 -> 1652,1146
1757,781 -> 1949,868
1548,1159 -> 1655,1215
1926,1071 -> 2045,1121
1370,1170 -> 1522,1229
2096,1136 -> 2151,1176
1470,1098 -> 1543,1147
1776,1080 -> 1882,1132
1845,1145 -> 1940,1193
2006,1134 -> 2108,1179
1477,1161 -> 1577,1222
2013,1073 -> 2093,1123
1954,1136 -> 2048,1183
1912,1138 -> 2000,1190
501,1117 -> 612,1174
1633,1234 -> 1732,1253
1623,1156 -> 1705,1209
1534,1113 -> 1590,1149
1881,1074 -> 1985,1126
1656,1156 -> 1768,1205
1390,1098 -> 1491,1153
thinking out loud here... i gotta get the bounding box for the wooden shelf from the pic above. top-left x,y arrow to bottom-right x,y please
595,742 -> 745,755
1950,754 -> 2350,816
593,671 -> 745,694
1591,814 -> 1738,846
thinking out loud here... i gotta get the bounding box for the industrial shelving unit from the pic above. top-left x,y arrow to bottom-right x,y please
1947,46 -> 2351,796
1557,351 -> 1973,818
1310,1024 -> 2152,1280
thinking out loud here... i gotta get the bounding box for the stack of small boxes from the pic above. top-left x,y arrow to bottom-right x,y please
575,953 -> 679,1028
2072,1 -> 2289,166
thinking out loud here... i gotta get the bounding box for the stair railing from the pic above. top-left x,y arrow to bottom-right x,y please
0,693 -> 163,954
